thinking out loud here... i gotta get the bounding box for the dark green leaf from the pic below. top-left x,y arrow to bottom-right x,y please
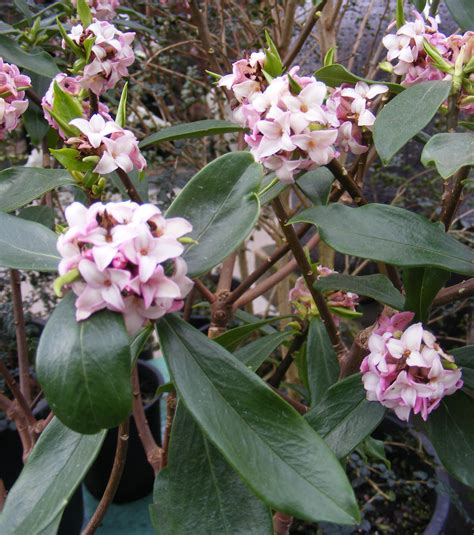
403,267 -> 450,322
297,168 -> 334,205
421,133 -> 474,178
451,346 -> 474,390
22,106 -> 49,145
234,330 -> 294,371
305,374 -> 385,459
234,309 -> 277,334
0,167 -> 74,212
0,418 -> 105,534
139,120 -> 243,149
215,316 -> 292,352
357,436 -> 390,469
0,35 -> 59,78
291,204 -> 474,276
373,81 -> 451,163
258,173 -> 286,205
423,391 -> 474,487
0,211 -> 59,271
157,315 -> 360,525
166,152 -> 262,277
37,293 -> 133,434
306,317 -> 339,407
445,0 -> 474,32
18,205 -> 55,229
151,403 -> 273,534
314,273 -> 404,310
314,64 -> 404,94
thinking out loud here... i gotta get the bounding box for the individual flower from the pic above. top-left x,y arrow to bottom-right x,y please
289,265 -> 359,323
361,313 -> 463,421
0,58 -> 30,139
218,52 -> 266,102
66,20 -> 135,95
57,201 -> 193,334
71,0 -> 120,21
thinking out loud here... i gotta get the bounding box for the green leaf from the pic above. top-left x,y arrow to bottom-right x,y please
234,331 -> 294,371
116,81 -> 128,128
77,0 -> 93,26
215,316 -> 292,352
445,0 -> 474,32
297,167 -> 334,205
306,317 -> 339,407
139,120 -> 244,149
0,35 -> 59,78
18,205 -> 55,229
357,436 -> 391,469
22,106 -> 49,145
0,418 -> 105,534
50,147 -> 94,173
323,47 -> 336,67
290,203 -> 474,276
151,404 -> 273,534
0,211 -> 59,271
37,293 -> 133,434
264,30 -> 283,78
373,80 -> 452,163
423,391 -> 474,487
157,316 -> 360,525
234,309 -> 277,334
314,64 -> 404,94
421,133 -> 474,178
51,81 -> 83,132
130,323 -> 154,366
0,167 -> 74,212
166,152 -> 262,277
451,346 -> 474,390
314,273 -> 404,310
305,374 -> 386,459
403,267 -> 450,322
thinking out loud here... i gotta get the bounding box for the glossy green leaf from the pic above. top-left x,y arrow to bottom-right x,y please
0,211 -> 59,271
0,35 -> 59,78
0,418 -> 105,534
22,106 -> 49,145
18,205 -> 55,229
421,133 -> 474,178
151,404 -> 273,534
306,317 -> 339,407
305,374 -> 385,459
373,81 -> 452,163
130,324 -> 154,366
37,293 -> 133,434
423,391 -> 474,487
0,167 -> 74,212
314,64 -> 404,94
166,152 -> 262,277
445,0 -> 474,32
50,148 -> 95,173
451,346 -> 474,390
297,168 -> 334,205
157,315 -> 360,525
291,203 -> 474,276
234,309 -> 277,334
403,267 -> 450,322
215,315 -> 292,352
314,273 -> 404,310
234,330 -> 294,371
139,120 -> 244,149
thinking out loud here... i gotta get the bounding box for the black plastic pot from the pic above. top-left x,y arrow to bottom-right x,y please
84,360 -> 163,503
0,402 -> 84,535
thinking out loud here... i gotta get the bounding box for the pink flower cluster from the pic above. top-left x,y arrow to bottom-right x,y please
0,58 -> 30,139
58,201 -> 194,334
289,265 -> 359,323
383,11 -> 474,113
41,73 -> 111,138
361,312 -> 463,422
67,113 -> 146,174
221,55 -> 388,181
72,0 -> 120,21
67,20 -> 135,95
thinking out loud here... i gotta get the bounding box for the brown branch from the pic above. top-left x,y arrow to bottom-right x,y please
272,197 -> 346,356
25,88 -> 42,108
273,512 -> 294,535
193,279 -> 216,303
282,0 -> 329,68
160,391 -> 176,469
81,418 -> 130,535
116,168 -> 143,203
131,366 -> 162,475
270,386 -> 308,414
433,278 -> 474,307
279,0 -> 298,57
228,223 -> 313,304
0,360 -> 36,429
0,479 -> 6,513
9,269 -> 31,404
209,252 -> 237,338
89,91 -> 99,117
440,166 -> 470,230
267,329 -> 307,388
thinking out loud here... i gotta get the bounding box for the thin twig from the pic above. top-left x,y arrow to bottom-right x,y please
89,91 -> 99,116
116,168 -> 143,203
193,279 -> 216,303
160,391 -> 177,469
433,278 -> 474,307
267,329 -> 307,388
440,166 -> 470,230
0,360 -> 36,428
81,418 -> 130,535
